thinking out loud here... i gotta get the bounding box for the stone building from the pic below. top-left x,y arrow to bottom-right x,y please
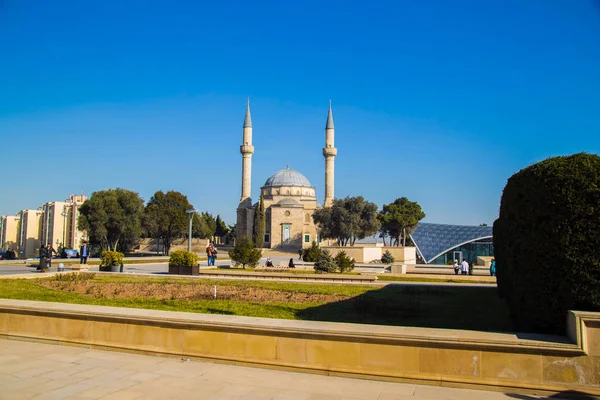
236,101 -> 337,249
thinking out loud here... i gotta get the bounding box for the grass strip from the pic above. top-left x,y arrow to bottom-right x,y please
0,275 -> 513,332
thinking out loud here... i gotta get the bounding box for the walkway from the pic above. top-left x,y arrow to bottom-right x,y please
0,339 -> 565,400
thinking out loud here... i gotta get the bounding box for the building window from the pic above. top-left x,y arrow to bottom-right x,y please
304,234 -> 310,243
264,233 -> 270,243
305,214 -> 310,223
297,190 -> 300,195
284,211 -> 291,217
286,190 -> 290,195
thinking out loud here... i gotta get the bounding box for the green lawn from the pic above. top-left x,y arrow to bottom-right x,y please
0,274 -> 514,333
377,275 -> 496,284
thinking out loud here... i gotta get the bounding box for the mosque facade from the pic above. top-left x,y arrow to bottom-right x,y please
236,101 -> 337,249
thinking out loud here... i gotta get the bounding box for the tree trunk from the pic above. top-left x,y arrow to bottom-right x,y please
403,228 -> 406,247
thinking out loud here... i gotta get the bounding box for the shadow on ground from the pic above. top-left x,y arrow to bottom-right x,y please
506,390 -> 599,399
297,284 -> 515,333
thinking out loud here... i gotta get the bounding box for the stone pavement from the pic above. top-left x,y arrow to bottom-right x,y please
0,339 -> 567,400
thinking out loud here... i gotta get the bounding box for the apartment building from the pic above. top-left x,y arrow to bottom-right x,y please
40,194 -> 88,250
0,216 -> 20,251
16,209 -> 43,259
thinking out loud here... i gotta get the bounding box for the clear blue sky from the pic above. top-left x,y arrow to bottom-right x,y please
1,0 -> 599,226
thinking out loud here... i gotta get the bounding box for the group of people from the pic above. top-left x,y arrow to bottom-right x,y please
265,257 -> 295,268
452,258 -> 496,276
206,243 -> 218,266
38,243 -> 57,270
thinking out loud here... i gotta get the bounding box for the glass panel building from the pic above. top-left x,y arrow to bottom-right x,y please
409,223 -> 494,265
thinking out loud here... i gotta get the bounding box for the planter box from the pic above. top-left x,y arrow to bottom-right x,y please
168,265 -> 199,276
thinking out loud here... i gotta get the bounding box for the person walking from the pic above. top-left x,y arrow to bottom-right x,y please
460,258 -> 469,275
298,248 -> 303,260
206,243 -> 213,266
46,244 -> 57,269
490,258 -> 496,276
79,243 -> 89,264
453,260 -> 459,275
38,245 -> 48,271
211,244 -> 218,266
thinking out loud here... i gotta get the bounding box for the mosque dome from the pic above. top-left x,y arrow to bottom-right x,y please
264,168 -> 312,188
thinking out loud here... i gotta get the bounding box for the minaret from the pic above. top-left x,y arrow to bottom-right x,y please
323,101 -> 337,207
240,98 -> 254,203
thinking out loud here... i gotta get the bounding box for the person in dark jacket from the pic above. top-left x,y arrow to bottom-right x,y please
38,245 -> 48,271
288,258 -> 296,268
46,244 -> 57,268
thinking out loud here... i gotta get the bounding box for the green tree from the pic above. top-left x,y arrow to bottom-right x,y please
215,215 -> 229,239
378,197 -> 425,247
144,191 -> 194,255
78,188 -> 145,251
191,213 -> 208,238
381,250 -> 395,264
302,240 -> 322,262
334,250 -> 355,273
313,196 -> 380,246
228,235 -> 262,269
201,212 -> 217,240
253,195 -> 266,248
314,249 -> 337,273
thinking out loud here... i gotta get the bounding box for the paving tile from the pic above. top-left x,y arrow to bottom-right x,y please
30,382 -> 97,400
97,390 -> 144,400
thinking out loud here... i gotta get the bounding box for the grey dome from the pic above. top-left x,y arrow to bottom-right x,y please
264,168 -> 312,187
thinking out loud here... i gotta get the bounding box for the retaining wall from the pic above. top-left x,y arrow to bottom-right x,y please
0,299 -> 598,396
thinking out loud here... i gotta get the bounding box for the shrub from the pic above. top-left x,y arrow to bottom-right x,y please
169,250 -> 199,267
381,250 -> 395,264
494,153 -> 600,334
302,240 -> 322,262
334,250 -> 355,273
228,235 -> 262,269
100,251 -> 124,267
314,250 -> 337,274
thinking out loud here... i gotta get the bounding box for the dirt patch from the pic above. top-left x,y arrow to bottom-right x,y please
38,280 -> 347,303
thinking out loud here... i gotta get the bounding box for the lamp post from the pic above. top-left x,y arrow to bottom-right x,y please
186,210 -> 198,252
61,206 -> 68,249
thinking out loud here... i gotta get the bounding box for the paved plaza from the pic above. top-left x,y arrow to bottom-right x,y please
0,339 -> 571,400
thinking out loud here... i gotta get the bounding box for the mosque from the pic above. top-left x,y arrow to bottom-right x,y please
236,101 -> 337,249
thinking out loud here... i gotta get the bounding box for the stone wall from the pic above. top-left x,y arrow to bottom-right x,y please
322,246 -> 417,264
0,299 -> 598,396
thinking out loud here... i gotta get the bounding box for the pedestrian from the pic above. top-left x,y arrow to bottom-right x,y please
490,258 -> 496,277
453,259 -> 459,275
288,258 -> 295,268
298,248 -> 303,260
79,243 -> 89,264
206,243 -> 213,266
266,257 -> 273,267
460,258 -> 469,275
211,244 -> 218,265
38,245 -> 48,271
46,243 -> 57,269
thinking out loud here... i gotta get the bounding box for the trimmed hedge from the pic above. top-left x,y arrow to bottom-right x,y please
493,153 -> 600,334
168,250 -> 199,267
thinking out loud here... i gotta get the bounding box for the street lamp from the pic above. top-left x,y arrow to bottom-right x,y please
61,206 -> 68,249
186,210 -> 198,252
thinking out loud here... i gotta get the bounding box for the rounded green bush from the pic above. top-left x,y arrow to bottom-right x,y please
493,153 -> 600,334
169,250 -> 199,267
100,251 -> 124,267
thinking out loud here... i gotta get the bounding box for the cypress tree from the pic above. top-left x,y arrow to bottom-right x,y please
253,194 -> 266,248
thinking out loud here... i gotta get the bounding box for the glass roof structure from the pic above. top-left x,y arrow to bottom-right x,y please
409,223 -> 493,263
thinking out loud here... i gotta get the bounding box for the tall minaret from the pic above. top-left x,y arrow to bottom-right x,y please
323,101 -> 337,207
240,98 -> 254,204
